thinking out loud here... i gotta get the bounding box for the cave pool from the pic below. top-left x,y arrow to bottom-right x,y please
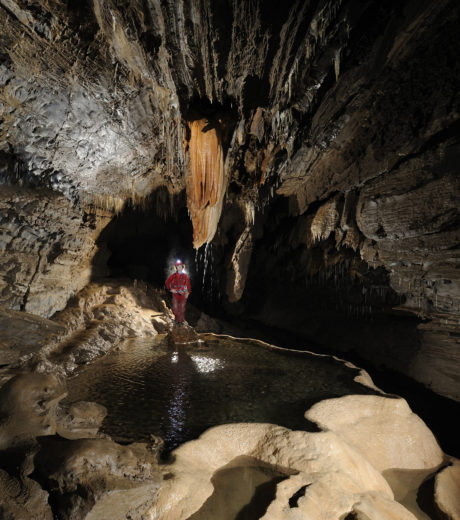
65,333 -> 379,455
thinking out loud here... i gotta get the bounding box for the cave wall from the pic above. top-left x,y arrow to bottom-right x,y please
0,0 -> 459,396
0,185 -> 109,316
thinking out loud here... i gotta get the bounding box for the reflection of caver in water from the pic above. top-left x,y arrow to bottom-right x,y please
165,260 -> 191,323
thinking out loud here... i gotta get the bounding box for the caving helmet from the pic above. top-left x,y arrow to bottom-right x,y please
175,259 -> 185,269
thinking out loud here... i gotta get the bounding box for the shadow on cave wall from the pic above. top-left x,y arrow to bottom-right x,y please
91,188 -> 194,287
221,197 -> 424,377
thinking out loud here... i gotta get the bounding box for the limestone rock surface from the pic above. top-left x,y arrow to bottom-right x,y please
306,394 -> 446,518
0,372 -> 66,450
33,436 -> 162,520
0,467 -> 53,520
168,321 -> 199,346
0,371 -> 163,520
435,461 -> 460,520
148,393 -> 455,520
13,280 -> 164,379
56,401 -> 108,441
305,394 -> 444,473
0,306 -> 64,367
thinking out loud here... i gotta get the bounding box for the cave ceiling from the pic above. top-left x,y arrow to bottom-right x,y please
1,0 -> 456,212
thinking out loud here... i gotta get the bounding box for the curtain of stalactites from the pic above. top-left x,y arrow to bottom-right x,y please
186,119 -> 225,248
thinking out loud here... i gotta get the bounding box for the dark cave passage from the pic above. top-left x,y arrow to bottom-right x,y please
95,193 -> 194,288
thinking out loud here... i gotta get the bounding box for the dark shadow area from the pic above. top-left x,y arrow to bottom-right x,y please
92,189 -> 194,288
188,456 -> 296,520
91,188 -> 223,312
417,464 -> 452,520
288,484 -> 309,508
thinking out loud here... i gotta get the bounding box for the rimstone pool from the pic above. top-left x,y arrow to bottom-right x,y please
65,334 -> 379,454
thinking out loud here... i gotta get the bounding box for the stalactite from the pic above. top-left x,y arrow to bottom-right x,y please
333,49 -> 341,82
186,118 -> 225,248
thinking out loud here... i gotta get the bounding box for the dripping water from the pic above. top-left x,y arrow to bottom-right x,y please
194,242 -> 217,303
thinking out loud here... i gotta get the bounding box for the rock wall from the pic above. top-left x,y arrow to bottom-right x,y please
0,185 -> 109,317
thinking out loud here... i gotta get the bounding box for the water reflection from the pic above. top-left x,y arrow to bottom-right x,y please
65,334 -> 378,454
164,348 -> 193,448
191,354 -> 224,373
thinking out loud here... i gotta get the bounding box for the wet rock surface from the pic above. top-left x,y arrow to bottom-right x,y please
32,436 -> 162,520
0,373 -> 66,450
0,370 -> 162,520
148,394 -> 456,520
0,280 -> 168,385
56,401 -> 108,441
168,321 -> 199,346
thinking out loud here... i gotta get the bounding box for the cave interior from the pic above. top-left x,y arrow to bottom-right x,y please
0,0 -> 460,517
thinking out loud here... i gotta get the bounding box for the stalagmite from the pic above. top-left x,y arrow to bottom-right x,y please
186,119 -> 226,248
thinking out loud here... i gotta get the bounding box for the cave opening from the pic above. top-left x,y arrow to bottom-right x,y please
92,187 -> 223,316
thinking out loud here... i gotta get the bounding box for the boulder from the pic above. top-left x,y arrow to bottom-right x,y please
0,373 -> 66,450
168,322 -> 199,346
435,460 -> 460,520
57,401 -> 108,440
33,436 -> 162,520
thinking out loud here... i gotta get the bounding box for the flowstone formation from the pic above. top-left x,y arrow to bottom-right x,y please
147,393 -> 460,520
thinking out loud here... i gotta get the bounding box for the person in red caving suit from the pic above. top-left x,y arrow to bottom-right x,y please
165,259 -> 191,323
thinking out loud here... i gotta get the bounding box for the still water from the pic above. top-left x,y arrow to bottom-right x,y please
65,334 -> 377,454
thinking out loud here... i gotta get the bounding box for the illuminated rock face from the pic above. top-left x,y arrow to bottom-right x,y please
148,394 -> 448,520
186,119 -> 225,248
0,186 -> 110,317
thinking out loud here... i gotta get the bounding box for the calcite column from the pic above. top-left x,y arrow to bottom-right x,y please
186,119 -> 225,248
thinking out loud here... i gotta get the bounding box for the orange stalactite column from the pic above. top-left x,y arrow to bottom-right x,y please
186,119 -> 225,248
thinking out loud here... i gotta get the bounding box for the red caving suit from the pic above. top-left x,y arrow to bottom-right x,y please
165,272 -> 191,323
